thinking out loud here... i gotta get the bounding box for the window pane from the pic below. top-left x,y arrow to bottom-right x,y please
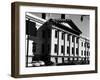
84,51 -> 86,56
72,47 -> 74,55
62,32 -> 64,40
72,36 -> 74,42
81,42 -> 83,46
84,43 -> 86,47
81,50 -> 83,55
76,48 -> 78,55
61,46 -> 64,53
67,34 -> 70,41
67,46 -> 69,54
76,38 -> 79,43
55,30 -> 58,38
54,44 -> 57,53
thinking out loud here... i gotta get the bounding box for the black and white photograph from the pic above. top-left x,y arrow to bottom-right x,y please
25,12 -> 90,67
11,2 -> 97,78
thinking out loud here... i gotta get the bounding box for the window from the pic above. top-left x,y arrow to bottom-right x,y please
67,46 -> 70,54
76,48 -> 78,55
76,38 -> 79,43
61,46 -> 64,53
67,34 -> 70,41
54,44 -> 58,53
61,14 -> 65,19
42,13 -> 46,19
68,58 -> 70,61
72,36 -> 75,42
62,32 -> 64,40
81,50 -> 83,56
55,30 -> 58,38
55,57 -> 58,63
42,30 -> 45,38
81,42 -> 83,46
84,51 -> 86,56
87,43 -> 90,48
42,44 -> 44,53
72,47 -> 74,55
84,43 -> 86,47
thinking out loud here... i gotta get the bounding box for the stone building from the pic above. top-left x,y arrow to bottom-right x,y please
26,13 -> 90,67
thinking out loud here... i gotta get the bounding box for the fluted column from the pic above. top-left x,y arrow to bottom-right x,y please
74,37 -> 76,56
58,31 -> 63,63
58,31 -> 62,56
51,29 -> 56,56
64,33 -> 68,56
78,38 -> 83,61
69,35 -> 72,56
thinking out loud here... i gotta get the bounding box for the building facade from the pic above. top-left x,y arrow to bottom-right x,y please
25,13 -> 90,67
49,19 -> 90,65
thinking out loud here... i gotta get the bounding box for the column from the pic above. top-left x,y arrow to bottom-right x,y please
50,29 -> 57,64
77,37 -> 79,61
74,37 -> 77,61
58,31 -> 63,63
64,33 -> 68,62
64,33 -> 68,56
74,37 -> 76,56
50,29 -> 55,56
69,35 -> 72,56
58,31 -> 62,56
78,38 -> 81,61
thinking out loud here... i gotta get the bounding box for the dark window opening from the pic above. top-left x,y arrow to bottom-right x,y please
42,13 -> 46,19
61,14 -> 65,19
61,46 -> 64,53
72,36 -> 75,42
76,38 -> 79,43
76,48 -> 78,55
62,32 -> 64,40
68,58 -> 70,61
84,51 -> 86,56
84,43 -> 86,47
67,46 -> 70,54
55,57 -> 58,63
67,34 -> 70,41
55,30 -> 58,38
81,42 -> 83,46
62,58 -> 64,63
81,50 -> 83,56
72,47 -> 74,55
54,44 -> 58,53
87,43 -> 90,48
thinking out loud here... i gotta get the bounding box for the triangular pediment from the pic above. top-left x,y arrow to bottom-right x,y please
47,19 -> 82,35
